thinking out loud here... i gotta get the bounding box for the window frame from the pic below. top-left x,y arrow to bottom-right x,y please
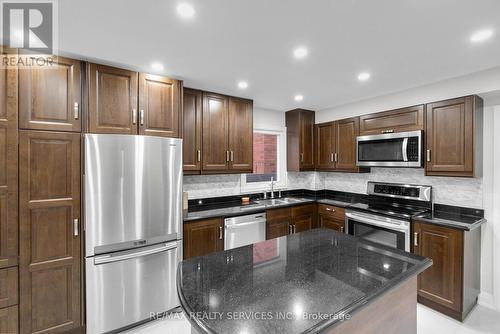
240,126 -> 287,193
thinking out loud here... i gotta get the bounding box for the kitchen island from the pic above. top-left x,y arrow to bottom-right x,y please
177,228 -> 431,334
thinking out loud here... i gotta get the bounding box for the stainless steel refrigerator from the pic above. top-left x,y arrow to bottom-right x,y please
84,134 -> 183,334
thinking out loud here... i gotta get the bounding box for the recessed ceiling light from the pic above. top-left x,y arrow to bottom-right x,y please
470,29 -> 493,43
293,47 -> 308,59
177,3 -> 195,18
357,72 -> 371,81
151,62 -> 164,72
294,94 -> 304,102
238,81 -> 248,89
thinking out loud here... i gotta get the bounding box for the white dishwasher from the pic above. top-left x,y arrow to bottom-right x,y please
224,213 -> 267,250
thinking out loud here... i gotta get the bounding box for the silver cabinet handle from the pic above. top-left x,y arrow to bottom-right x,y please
381,129 -> 394,134
293,225 -> 296,234
197,150 -> 201,162
226,151 -> 230,162
426,149 -> 431,162
73,219 -> 79,236
334,153 -> 338,162
132,109 -> 137,124
230,151 -> 234,162
288,224 -> 292,235
219,226 -> 223,240
340,226 -> 344,233
73,102 -> 79,120
330,153 -> 334,162
414,232 -> 419,246
140,109 -> 145,125
325,207 -> 335,212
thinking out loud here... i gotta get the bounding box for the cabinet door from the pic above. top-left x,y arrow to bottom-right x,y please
183,88 -> 202,172
0,267 -> 18,308
335,117 -> 359,171
359,105 -> 424,135
202,93 -> 228,171
0,61 -> 18,269
0,305 -> 18,334
293,215 -> 313,233
266,219 -> 290,240
315,122 -> 335,170
425,97 -> 473,175
19,56 -> 81,132
414,222 -> 463,312
300,111 -> 315,170
88,63 -> 138,134
228,97 -> 253,171
19,131 -> 81,333
138,73 -> 181,137
319,215 -> 345,233
183,218 -> 223,259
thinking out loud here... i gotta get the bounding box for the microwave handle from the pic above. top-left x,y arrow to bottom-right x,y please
402,138 -> 408,162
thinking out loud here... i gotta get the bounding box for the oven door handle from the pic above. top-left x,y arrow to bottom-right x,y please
345,212 -> 409,233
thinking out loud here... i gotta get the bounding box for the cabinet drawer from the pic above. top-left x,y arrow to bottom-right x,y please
266,207 -> 291,220
291,204 -> 315,217
0,267 -> 18,309
318,204 -> 345,221
0,305 -> 18,334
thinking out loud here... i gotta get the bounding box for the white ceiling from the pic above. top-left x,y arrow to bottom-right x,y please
59,0 -> 500,111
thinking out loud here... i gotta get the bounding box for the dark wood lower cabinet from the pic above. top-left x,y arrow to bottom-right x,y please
183,218 -> 224,259
319,216 -> 345,232
19,131 -> 81,334
0,305 -> 18,333
318,204 -> 346,232
291,204 -> 315,233
413,221 -> 480,321
266,205 -> 315,239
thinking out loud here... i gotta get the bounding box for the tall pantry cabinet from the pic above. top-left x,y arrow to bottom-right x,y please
18,56 -> 82,333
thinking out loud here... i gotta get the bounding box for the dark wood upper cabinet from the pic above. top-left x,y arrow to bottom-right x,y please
359,105 -> 424,135
183,88 -> 202,173
202,93 -> 229,171
315,122 -> 335,170
19,56 -> 81,132
19,130 -> 81,333
138,73 -> 181,137
88,63 -> 138,134
0,58 -> 18,270
183,218 -> 223,259
286,109 -> 315,171
335,117 -> 359,171
228,97 -> 253,172
315,117 -> 367,173
425,96 -> 482,177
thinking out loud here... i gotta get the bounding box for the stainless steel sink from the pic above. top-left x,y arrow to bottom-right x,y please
253,197 -> 308,206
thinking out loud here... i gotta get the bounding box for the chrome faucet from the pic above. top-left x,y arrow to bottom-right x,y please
270,177 -> 275,199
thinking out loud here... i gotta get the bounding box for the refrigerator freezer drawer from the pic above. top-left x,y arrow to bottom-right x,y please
84,134 -> 183,257
85,241 -> 181,334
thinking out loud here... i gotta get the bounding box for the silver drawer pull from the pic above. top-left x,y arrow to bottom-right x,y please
94,242 -> 177,265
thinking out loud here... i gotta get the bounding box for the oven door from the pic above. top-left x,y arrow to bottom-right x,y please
356,130 -> 422,167
345,211 -> 410,251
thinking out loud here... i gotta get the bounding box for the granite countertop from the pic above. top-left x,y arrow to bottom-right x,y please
183,197 -> 319,222
184,194 -> 486,231
183,196 -> 354,222
177,228 -> 432,334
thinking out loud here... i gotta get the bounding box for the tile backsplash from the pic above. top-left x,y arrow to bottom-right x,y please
184,168 -> 483,209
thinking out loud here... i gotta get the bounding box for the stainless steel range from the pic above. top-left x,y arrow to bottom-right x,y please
345,182 -> 432,251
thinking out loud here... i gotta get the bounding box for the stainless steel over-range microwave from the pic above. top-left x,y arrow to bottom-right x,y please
356,130 -> 423,167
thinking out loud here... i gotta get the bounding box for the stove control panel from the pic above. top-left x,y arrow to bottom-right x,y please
367,182 -> 432,202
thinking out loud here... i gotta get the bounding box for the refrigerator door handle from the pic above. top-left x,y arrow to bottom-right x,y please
94,241 -> 178,265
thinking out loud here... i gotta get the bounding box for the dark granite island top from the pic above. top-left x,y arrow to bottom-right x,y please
177,229 -> 432,334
